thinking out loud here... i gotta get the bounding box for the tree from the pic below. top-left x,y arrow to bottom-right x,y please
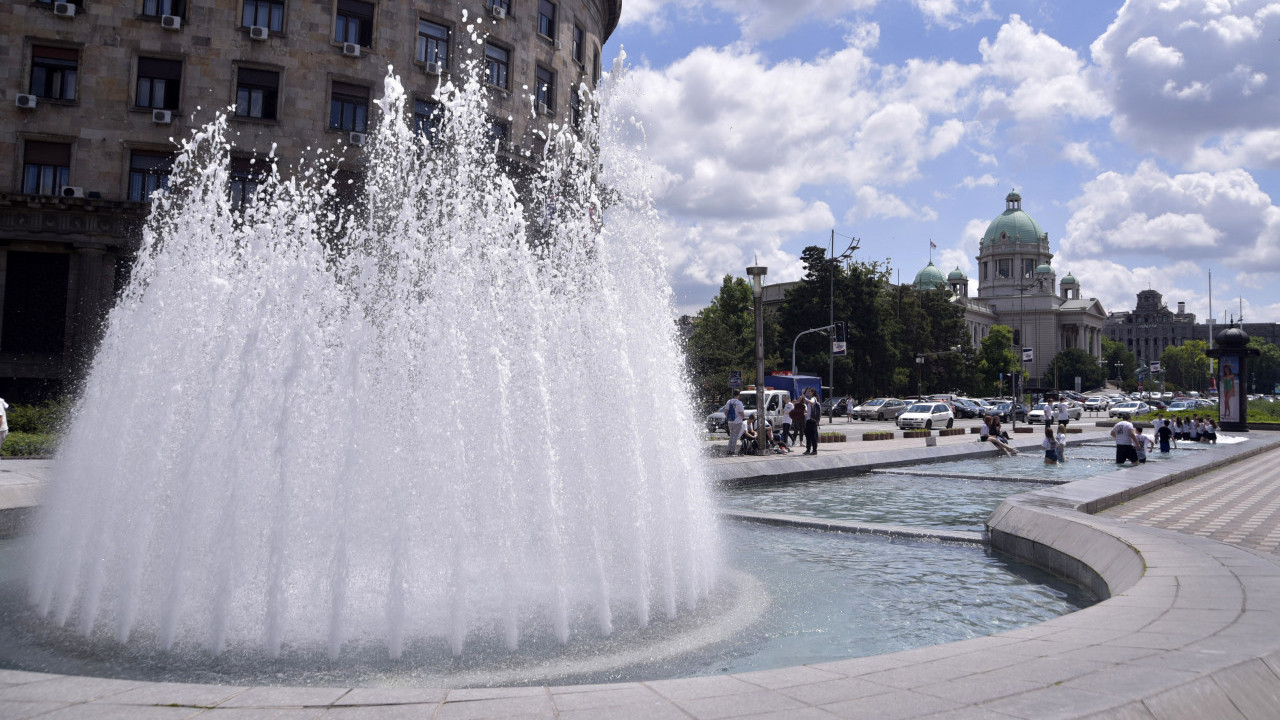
684,275 -> 781,404
977,325 -> 1017,396
1247,337 -> 1280,395
1160,340 -> 1210,393
1101,337 -> 1138,389
1042,348 -> 1107,392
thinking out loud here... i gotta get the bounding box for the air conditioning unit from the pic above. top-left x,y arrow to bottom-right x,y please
425,61 -> 441,75
62,186 -> 85,198
152,109 -> 173,124
348,131 -> 366,146
342,42 -> 361,57
15,94 -> 37,109
160,14 -> 181,29
53,2 -> 76,17
489,4 -> 506,19
249,25 -> 269,40
537,102 -> 549,116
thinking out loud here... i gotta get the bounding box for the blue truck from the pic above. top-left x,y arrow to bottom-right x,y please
763,374 -> 823,401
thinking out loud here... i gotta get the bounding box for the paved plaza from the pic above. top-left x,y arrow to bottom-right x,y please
3,429 -> 1280,718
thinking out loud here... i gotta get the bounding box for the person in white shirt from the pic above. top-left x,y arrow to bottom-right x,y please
720,390 -> 746,456
1056,400 -> 1071,430
1056,428 -> 1067,463
1111,418 -> 1139,464
1042,426 -> 1059,464
0,398 -> 7,455
781,399 -> 795,448
1134,426 -> 1154,463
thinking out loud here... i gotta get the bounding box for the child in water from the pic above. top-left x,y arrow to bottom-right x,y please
1043,426 -> 1059,464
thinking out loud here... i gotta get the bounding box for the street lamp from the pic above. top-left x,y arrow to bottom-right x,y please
746,264 -> 767,454
828,231 -> 859,399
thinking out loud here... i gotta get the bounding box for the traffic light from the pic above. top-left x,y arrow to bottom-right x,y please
834,321 -> 846,343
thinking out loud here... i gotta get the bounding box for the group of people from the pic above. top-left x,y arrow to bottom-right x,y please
1111,415 -> 1218,465
719,387 -> 824,457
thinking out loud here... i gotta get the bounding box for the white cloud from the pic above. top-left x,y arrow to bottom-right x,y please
1062,161 -> 1280,278
1062,142 -> 1099,168
1091,0 -> 1280,165
960,174 -> 998,188
1124,36 -> 1184,67
913,0 -> 998,28
976,15 -> 1110,124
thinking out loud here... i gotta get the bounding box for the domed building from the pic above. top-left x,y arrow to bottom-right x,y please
915,190 -> 1108,382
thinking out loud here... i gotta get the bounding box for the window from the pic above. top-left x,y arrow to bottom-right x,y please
593,46 -> 601,84
981,261 -> 988,280
334,0 -> 374,47
242,0 -> 284,31
485,43 -> 509,89
30,46 -> 78,101
135,57 -> 182,110
235,67 -> 279,120
572,24 -> 584,64
413,99 -> 442,143
142,0 -> 185,17
128,151 -> 173,202
229,156 -> 264,210
1021,258 -> 1035,278
22,141 -> 71,196
416,20 -> 449,67
996,259 -> 1011,279
489,119 -> 509,142
329,81 -> 369,132
535,65 -> 555,112
537,0 -> 556,39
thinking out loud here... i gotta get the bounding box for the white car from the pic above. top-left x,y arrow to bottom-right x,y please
1084,396 -> 1109,411
1109,401 -> 1151,419
1029,402 -> 1084,424
896,402 -> 955,430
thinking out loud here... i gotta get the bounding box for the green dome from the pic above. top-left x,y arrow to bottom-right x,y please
981,191 -> 1046,247
1035,261 -> 1053,274
1061,271 -> 1078,285
913,261 -> 946,290
947,266 -> 967,281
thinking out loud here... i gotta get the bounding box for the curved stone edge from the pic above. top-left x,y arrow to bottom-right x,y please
5,441 -> 1280,718
722,510 -> 985,544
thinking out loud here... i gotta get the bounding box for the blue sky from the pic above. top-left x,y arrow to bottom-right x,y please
597,0 -> 1280,324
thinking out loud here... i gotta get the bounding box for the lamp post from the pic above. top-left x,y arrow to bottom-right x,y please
747,264 -> 767,453
1113,362 -> 1122,384
828,231 -> 859,400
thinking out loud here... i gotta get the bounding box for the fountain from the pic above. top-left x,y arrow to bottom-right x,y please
22,45 -> 722,666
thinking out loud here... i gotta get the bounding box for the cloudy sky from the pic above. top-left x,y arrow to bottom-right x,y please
598,0 -> 1280,323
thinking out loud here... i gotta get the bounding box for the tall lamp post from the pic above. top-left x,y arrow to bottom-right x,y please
828,231 -> 859,400
747,264 -> 767,453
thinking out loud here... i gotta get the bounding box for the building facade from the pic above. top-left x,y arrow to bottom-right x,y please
1104,290 -> 1280,363
914,191 -> 1108,382
1,0 -> 619,400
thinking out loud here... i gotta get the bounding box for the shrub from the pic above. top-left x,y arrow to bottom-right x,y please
862,431 -> 893,441
1,432 -> 58,457
6,399 -> 72,435
903,430 -> 930,439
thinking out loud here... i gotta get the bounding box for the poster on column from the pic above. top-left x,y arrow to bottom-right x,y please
1219,358 -> 1241,424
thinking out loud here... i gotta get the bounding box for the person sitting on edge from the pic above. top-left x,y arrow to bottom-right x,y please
741,414 -> 760,455
985,415 -> 1018,456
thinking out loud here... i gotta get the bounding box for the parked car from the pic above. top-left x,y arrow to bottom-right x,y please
821,397 -> 851,417
1084,396 -> 1109,411
952,398 -> 983,418
896,402 -> 955,430
1027,402 -> 1083,424
852,398 -> 909,421
1167,400 -> 1196,412
1109,401 -> 1151,419
985,402 -> 1027,422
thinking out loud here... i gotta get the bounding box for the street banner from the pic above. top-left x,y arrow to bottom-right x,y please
1022,347 -> 1033,362
729,370 -> 742,389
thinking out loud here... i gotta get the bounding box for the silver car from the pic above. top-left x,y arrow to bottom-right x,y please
1109,401 -> 1151,419
852,398 -> 908,421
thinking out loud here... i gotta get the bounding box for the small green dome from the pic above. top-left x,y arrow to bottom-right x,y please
913,261 -> 946,290
981,190 -> 1046,247
947,266 -> 967,282
1035,261 -> 1053,275
1061,271 -> 1078,286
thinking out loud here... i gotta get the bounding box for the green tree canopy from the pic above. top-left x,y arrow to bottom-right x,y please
1160,340 -> 1210,393
1042,348 -> 1107,392
977,325 -> 1017,396
1101,337 -> 1138,390
685,275 -> 780,404
1247,337 -> 1280,395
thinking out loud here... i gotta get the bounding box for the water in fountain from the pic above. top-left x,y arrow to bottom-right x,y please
23,38 -> 721,664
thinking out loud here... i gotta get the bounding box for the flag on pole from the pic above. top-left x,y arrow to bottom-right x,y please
929,240 -> 937,249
